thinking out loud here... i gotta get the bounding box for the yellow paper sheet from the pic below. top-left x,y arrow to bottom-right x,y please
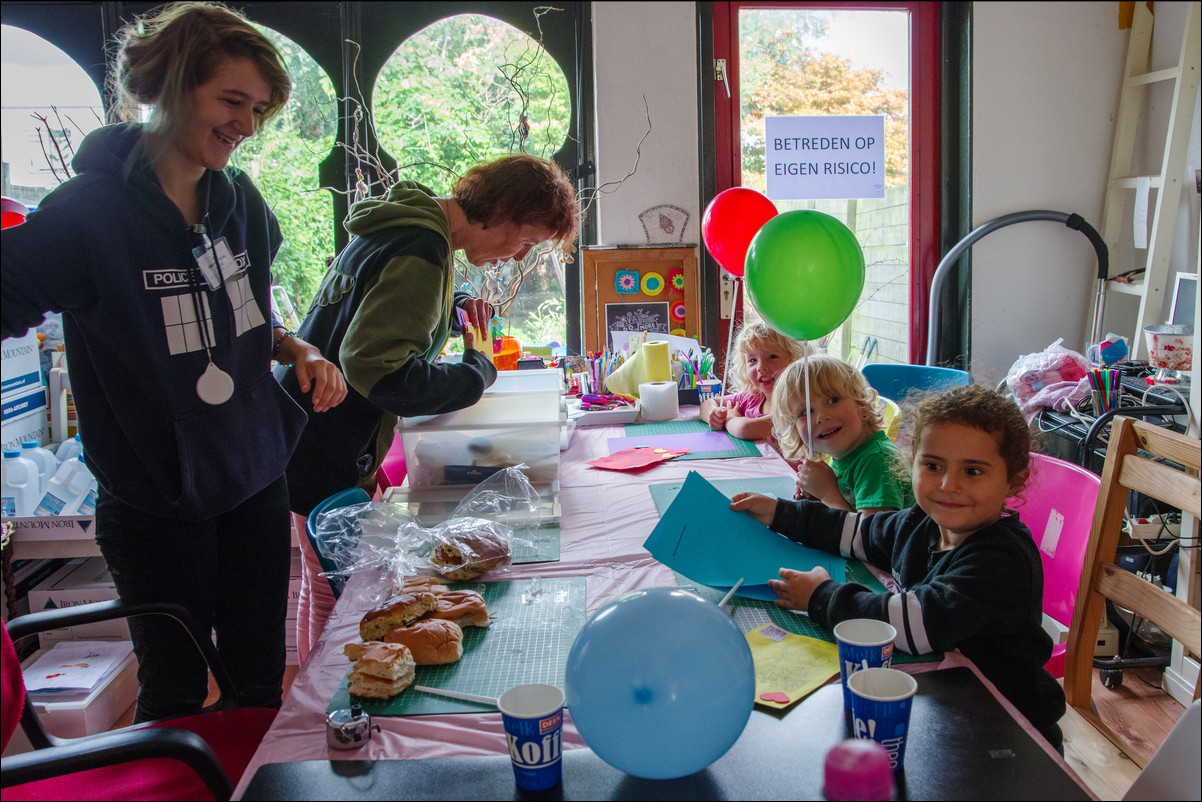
746,622 -> 840,710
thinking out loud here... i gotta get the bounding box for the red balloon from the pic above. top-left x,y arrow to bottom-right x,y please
701,188 -> 778,278
1,197 -> 28,229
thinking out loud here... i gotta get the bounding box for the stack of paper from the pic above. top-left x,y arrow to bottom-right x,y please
24,640 -> 133,699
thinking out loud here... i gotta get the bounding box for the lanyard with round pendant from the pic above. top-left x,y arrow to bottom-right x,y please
189,219 -> 235,405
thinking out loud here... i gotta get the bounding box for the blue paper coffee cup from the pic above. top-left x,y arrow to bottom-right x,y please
834,619 -> 896,708
498,684 -> 565,791
847,667 -> 917,771
697,379 -> 722,403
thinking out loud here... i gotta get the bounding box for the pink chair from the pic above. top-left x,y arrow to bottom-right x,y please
376,435 -> 407,492
1007,452 -> 1101,678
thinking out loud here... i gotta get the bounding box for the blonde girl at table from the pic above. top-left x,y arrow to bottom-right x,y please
730,385 -> 1066,751
773,355 -> 913,514
699,322 -> 809,442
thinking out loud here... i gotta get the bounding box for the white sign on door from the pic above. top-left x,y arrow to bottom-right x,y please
765,115 -> 886,200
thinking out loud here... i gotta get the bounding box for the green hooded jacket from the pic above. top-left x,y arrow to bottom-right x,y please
274,181 -> 496,515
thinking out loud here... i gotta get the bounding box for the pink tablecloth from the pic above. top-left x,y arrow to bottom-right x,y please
233,415 -> 1093,799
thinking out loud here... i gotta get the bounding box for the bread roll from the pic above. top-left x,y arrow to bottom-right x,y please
344,641 -> 415,699
394,576 -> 451,596
429,525 -> 512,581
383,619 -> 464,664
426,589 -> 491,628
360,591 -> 438,641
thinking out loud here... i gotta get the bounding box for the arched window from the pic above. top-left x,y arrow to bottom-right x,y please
369,13 -> 573,347
1,24 -> 103,206
230,25 -> 338,321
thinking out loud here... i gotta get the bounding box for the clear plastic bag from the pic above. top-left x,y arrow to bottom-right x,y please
1005,338 -> 1089,404
313,501 -> 422,600
312,467 -> 540,602
413,466 -> 541,581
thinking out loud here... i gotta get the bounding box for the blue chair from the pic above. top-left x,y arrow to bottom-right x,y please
860,363 -> 971,404
305,487 -> 371,598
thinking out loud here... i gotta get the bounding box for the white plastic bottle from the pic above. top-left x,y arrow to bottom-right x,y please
2,449 -> 41,517
34,455 -> 94,517
75,462 -> 99,517
55,433 -> 83,463
20,440 -> 59,499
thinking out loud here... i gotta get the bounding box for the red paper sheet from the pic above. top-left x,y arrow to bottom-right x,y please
587,446 -> 689,472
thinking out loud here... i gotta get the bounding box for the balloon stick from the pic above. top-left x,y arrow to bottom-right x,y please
719,277 -> 740,406
804,354 -> 814,455
719,578 -> 744,608
414,685 -> 498,706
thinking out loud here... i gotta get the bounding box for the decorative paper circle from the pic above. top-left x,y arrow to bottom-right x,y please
640,272 -> 665,296
616,270 -> 639,294
671,328 -> 687,337
670,299 -> 686,323
669,268 -> 685,293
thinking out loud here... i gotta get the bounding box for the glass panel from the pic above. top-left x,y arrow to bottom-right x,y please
738,8 -> 911,365
1,25 -> 104,206
230,25 -> 338,321
371,13 -> 572,350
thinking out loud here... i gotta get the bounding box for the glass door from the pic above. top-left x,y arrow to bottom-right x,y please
712,2 -> 941,365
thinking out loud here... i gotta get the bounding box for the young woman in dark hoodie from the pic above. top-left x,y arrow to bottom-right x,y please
1,1 -> 346,721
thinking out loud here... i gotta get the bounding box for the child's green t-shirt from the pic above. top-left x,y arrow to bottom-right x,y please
830,430 -> 914,510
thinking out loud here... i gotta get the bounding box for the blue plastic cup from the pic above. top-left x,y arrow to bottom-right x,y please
697,379 -> 722,403
847,667 -> 918,771
498,684 -> 565,791
834,619 -> 896,708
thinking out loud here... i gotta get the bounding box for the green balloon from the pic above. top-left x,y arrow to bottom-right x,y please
745,210 -> 865,340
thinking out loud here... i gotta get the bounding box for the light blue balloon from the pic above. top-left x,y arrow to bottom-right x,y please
564,587 -> 755,779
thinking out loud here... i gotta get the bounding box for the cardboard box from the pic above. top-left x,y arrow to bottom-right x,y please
7,514 -> 97,545
1,330 -> 41,400
2,645 -> 138,754
27,558 -> 127,647
1,383 -> 49,451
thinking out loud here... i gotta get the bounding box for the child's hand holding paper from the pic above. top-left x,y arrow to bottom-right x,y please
729,491 -> 779,527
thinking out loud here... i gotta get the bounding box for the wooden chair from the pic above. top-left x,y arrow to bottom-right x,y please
1063,416 -> 1202,769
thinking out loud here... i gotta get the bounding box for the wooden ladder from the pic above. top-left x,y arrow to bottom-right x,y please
1097,1 -> 1201,357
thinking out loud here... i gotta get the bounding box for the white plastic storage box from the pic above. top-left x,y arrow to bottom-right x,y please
486,369 -> 563,394
27,558 -> 127,647
3,645 -> 138,753
2,330 -> 41,400
1,383 -> 49,451
399,390 -> 564,489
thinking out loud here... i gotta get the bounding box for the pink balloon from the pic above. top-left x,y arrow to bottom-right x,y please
701,188 -> 778,277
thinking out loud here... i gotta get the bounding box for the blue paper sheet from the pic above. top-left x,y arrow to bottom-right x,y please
642,471 -> 846,600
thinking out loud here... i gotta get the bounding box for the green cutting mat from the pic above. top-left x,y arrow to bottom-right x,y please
329,576 -> 586,716
622,419 -> 761,459
647,475 -> 799,514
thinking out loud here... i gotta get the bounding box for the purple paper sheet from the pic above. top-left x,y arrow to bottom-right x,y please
607,430 -> 737,454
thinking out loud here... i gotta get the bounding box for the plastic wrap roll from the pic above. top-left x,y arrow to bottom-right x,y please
643,340 -> 672,382
639,381 -> 679,422
604,350 -> 643,397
